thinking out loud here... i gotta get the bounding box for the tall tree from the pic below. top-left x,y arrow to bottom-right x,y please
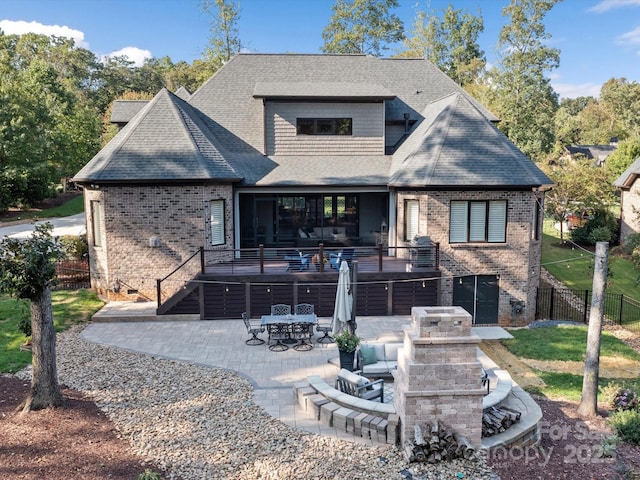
487,0 -> 561,161
0,224 -> 65,411
600,78 -> 640,139
322,0 -> 405,56
541,158 -> 615,241
201,0 -> 242,73
399,4 -> 485,87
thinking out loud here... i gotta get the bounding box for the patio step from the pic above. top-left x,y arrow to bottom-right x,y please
91,301 -> 199,322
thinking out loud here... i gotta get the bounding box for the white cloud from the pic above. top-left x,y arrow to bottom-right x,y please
616,26 -> 640,45
0,19 -> 89,48
552,82 -> 602,99
588,0 -> 640,13
104,46 -> 152,67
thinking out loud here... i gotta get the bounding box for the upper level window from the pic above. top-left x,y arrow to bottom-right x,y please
297,118 -> 352,135
450,200 -> 507,243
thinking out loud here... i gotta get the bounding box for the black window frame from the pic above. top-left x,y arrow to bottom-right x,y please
296,118 -> 352,136
449,200 -> 507,244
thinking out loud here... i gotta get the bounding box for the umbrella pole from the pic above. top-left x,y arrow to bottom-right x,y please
349,260 -> 358,334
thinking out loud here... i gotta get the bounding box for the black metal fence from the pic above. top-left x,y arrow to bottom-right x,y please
536,287 -> 640,333
53,259 -> 90,291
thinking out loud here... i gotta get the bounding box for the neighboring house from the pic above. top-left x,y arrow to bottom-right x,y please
73,53 -> 552,324
562,140 -> 618,167
614,156 -> 640,243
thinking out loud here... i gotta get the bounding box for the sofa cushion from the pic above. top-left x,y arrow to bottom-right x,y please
384,343 -> 402,361
360,362 -> 389,375
359,345 -> 378,365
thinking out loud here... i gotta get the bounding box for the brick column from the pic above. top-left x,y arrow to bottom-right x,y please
393,306 -> 485,452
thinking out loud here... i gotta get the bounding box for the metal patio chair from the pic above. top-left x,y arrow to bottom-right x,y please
267,323 -> 290,352
242,312 -> 265,346
291,322 -> 314,351
315,319 -> 334,344
294,303 -> 314,315
271,304 -> 291,316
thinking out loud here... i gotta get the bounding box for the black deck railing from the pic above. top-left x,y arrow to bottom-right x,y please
156,243 -> 439,307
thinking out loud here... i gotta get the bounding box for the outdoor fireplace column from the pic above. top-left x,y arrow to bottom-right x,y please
392,306 -> 485,452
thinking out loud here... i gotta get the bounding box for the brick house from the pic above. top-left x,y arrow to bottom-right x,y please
73,54 -> 552,324
614,156 -> 640,243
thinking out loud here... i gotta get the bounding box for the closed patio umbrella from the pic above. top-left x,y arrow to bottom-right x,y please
331,260 -> 352,335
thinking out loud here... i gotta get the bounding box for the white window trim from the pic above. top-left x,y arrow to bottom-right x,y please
405,199 -> 419,241
210,199 -> 225,246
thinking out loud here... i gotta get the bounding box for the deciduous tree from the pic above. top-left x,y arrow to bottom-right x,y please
487,0 -> 561,161
0,224 -> 65,412
399,4 -> 485,87
322,0 -> 405,56
201,0 -> 242,73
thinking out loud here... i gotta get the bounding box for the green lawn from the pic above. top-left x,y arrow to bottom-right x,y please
542,218 -> 640,298
0,290 -> 104,373
501,325 -> 640,402
0,194 -> 84,223
504,325 -> 640,362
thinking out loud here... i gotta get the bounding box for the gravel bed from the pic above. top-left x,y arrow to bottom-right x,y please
35,326 -> 499,480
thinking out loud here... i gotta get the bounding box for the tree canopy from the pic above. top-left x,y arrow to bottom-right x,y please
487,0 -> 561,162
398,4 -> 485,87
322,0 -> 405,56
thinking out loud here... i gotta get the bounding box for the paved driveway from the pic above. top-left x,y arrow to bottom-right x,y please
0,213 -> 86,239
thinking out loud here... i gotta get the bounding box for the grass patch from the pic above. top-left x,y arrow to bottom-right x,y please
531,371 -> 637,402
542,218 -> 640,299
0,194 -> 84,223
0,290 -> 104,373
503,325 -> 640,362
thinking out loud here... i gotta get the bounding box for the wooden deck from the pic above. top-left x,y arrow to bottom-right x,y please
157,245 -> 441,320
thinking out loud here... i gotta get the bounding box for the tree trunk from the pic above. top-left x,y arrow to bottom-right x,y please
21,286 -> 65,412
577,241 -> 608,417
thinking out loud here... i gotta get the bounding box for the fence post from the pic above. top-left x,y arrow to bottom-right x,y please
549,286 -> 555,320
200,247 -> 205,274
378,244 -> 383,272
156,278 -> 162,308
584,290 -> 589,324
259,244 -> 264,274
619,294 -> 625,326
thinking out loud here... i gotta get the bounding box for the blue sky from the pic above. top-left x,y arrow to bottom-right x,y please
1,0 -> 639,99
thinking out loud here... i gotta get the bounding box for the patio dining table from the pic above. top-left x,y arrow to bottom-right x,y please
261,313 -> 317,347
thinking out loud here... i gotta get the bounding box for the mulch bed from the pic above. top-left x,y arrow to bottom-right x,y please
0,375 -> 170,480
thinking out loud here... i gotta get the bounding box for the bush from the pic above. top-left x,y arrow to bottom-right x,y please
608,409 -> 640,445
59,235 -> 88,260
570,209 -> 619,246
137,470 -> 162,480
612,388 -> 640,412
624,233 -> 640,253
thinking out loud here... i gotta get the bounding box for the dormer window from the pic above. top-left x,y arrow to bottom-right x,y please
296,118 -> 352,135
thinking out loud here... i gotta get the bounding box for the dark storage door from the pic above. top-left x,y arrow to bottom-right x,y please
453,275 -> 499,324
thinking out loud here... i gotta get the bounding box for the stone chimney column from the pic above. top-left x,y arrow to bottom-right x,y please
393,306 -> 485,450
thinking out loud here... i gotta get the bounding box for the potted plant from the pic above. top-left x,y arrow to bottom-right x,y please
334,330 -> 360,371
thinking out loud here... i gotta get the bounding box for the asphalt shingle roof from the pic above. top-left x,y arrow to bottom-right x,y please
390,93 -> 552,187
75,89 -> 240,183
76,53 -> 550,189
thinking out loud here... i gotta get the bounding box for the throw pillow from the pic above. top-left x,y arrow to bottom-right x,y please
360,346 -> 378,366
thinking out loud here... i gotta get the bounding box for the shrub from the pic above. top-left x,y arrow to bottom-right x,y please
138,470 -> 162,480
608,409 -> 640,445
570,209 -> 619,246
59,235 -> 88,260
612,388 -> 639,412
624,233 -> 640,253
